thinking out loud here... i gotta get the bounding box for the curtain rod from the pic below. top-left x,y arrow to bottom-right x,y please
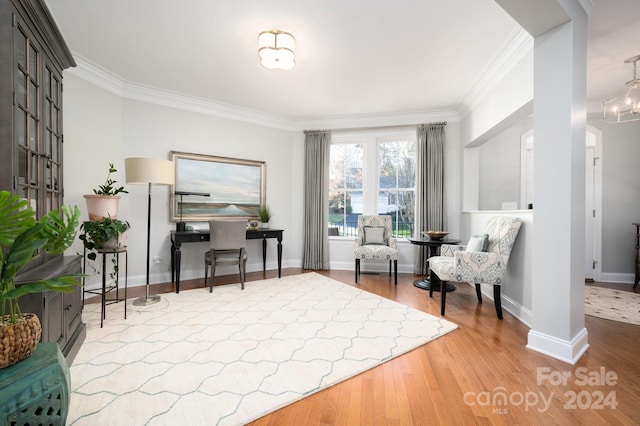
304,121 -> 447,134
419,121 -> 447,127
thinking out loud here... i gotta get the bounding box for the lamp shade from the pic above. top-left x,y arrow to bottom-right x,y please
258,30 -> 295,70
125,157 -> 174,185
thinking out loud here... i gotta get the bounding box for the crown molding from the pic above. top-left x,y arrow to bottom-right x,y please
123,83 -> 297,131
298,109 -> 459,132
66,55 -> 124,97
67,54 -> 460,132
458,27 -> 533,119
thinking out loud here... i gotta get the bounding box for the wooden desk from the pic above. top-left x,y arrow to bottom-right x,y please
170,228 -> 284,293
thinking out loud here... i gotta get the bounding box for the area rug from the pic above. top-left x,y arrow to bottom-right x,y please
585,285 -> 640,325
67,272 -> 457,425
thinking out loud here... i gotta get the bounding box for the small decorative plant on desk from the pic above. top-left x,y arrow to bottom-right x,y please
258,205 -> 271,228
0,191 -> 81,368
84,163 -> 128,221
79,217 -> 130,280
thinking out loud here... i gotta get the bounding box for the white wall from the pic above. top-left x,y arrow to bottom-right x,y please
63,74 -> 303,288
474,113 -> 640,282
478,118 -> 532,210
460,50 -> 533,148
458,47 -> 534,324
63,70 -> 464,288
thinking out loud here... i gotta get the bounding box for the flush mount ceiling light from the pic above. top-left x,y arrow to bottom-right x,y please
258,30 -> 295,70
603,54 -> 640,123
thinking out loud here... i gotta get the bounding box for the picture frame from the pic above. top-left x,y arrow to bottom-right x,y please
170,151 -> 266,221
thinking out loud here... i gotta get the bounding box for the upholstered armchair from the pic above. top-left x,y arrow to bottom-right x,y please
429,216 -> 523,319
354,215 -> 398,284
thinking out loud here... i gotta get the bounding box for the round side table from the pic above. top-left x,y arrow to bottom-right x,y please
408,237 -> 461,292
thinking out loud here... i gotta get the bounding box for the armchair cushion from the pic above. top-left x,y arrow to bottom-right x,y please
430,250 -> 506,285
363,226 -> 386,245
465,234 -> 489,252
440,244 -> 464,257
355,244 -> 398,260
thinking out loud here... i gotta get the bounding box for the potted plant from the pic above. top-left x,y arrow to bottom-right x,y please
79,217 -> 130,280
258,205 -> 271,228
0,191 -> 81,368
84,163 -> 128,221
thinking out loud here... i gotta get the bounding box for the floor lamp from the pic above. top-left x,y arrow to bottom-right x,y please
125,157 -> 175,306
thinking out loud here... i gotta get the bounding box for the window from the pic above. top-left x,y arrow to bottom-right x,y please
329,142 -> 363,237
329,130 -> 416,238
378,139 -> 416,238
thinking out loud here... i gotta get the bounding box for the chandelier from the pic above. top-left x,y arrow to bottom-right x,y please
603,54 -> 640,123
258,30 -> 295,70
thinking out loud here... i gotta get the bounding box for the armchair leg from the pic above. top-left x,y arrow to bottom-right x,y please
475,284 -> 482,303
441,279 -> 447,316
355,259 -> 360,283
493,285 -> 503,320
393,260 -> 397,285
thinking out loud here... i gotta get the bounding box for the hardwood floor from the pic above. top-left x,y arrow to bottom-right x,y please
89,269 -> 640,425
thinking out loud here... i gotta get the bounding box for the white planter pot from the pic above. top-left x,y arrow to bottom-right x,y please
84,195 -> 120,221
261,222 -> 270,229
103,232 -> 127,250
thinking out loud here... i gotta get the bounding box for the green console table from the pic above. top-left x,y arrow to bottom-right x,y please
0,343 -> 70,425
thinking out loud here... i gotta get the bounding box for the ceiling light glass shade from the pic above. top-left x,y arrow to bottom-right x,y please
258,30 -> 295,70
603,54 -> 640,123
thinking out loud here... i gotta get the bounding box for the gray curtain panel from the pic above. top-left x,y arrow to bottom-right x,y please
415,123 -> 446,274
303,130 -> 331,269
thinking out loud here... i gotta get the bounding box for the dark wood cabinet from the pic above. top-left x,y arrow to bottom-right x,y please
2,0 -> 84,362
1,0 -> 74,223
16,256 -> 86,363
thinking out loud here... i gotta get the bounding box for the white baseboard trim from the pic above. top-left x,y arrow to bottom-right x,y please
474,283 -> 532,326
526,328 -> 590,365
599,272 -> 634,284
330,261 -> 414,274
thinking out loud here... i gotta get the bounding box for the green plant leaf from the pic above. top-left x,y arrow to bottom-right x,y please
3,275 -> 81,300
1,225 -> 48,283
38,205 -> 81,253
0,192 -> 36,247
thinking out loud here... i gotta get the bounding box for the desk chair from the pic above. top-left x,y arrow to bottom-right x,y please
204,219 -> 248,292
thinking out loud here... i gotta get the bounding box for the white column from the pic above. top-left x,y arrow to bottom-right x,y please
496,0 -> 590,363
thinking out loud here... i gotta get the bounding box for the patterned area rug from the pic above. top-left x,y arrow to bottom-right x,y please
67,272 -> 457,425
585,286 -> 640,325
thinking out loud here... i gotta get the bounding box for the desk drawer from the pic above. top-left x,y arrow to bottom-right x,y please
247,230 -> 281,239
174,232 -> 208,243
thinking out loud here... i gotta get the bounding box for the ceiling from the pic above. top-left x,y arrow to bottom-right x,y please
45,0 -> 640,123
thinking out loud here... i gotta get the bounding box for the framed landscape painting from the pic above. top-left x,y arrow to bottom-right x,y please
170,151 -> 265,221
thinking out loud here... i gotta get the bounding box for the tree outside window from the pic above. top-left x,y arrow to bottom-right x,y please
378,139 -> 416,238
329,143 -> 363,236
